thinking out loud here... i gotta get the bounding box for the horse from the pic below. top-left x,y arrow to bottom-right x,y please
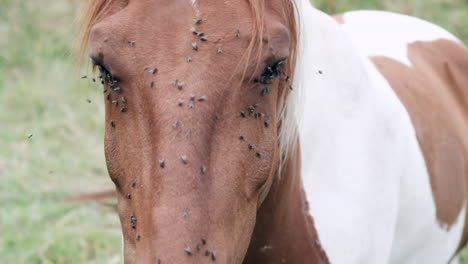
78,0 -> 468,263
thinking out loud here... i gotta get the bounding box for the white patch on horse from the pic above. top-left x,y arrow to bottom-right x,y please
296,2 -> 465,263
338,11 -> 460,67
338,10 -> 466,264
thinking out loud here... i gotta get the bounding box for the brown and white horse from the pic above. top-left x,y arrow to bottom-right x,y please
79,0 -> 468,263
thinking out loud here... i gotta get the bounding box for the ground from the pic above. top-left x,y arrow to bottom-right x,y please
1,0 -> 467,263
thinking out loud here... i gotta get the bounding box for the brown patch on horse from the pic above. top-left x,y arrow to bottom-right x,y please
371,39 -> 468,248
244,141 -> 330,264
333,14 -> 346,24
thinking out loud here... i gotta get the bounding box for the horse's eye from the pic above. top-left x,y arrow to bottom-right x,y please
256,59 -> 287,84
92,60 -> 115,85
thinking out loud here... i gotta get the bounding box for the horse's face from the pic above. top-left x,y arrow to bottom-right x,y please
88,0 -> 294,262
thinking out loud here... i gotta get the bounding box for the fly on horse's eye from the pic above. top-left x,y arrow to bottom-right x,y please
258,60 -> 287,84
201,166 -> 207,174
185,246 -> 193,256
239,135 -> 246,140
194,18 -> 202,24
249,144 -> 256,150
150,81 -> 154,88
181,155 -> 188,164
150,68 -> 158,74
121,97 -> 127,103
110,120 -> 115,128
192,42 -> 198,51
200,36 -> 208,41
187,56 -> 193,62
235,29 -> 241,38
159,159 -> 165,168
113,87 -> 122,93
217,48 -> 223,54
128,40 -> 135,46
112,100 -> 118,106
211,251 -> 217,261
121,107 -> 128,113
261,87 -> 270,96
205,250 -> 211,256
198,95 -> 207,102
240,111 -> 247,118
256,152 -> 264,158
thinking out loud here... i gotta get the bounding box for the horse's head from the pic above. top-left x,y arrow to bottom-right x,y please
81,0 -> 297,262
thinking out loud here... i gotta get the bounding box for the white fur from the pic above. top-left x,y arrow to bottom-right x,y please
339,11 -> 461,66
296,3 -> 465,264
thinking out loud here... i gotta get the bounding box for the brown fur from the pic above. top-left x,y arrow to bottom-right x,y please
371,39 -> 468,252
77,0 -> 328,263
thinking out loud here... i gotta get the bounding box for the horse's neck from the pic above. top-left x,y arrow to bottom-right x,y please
243,142 -> 329,264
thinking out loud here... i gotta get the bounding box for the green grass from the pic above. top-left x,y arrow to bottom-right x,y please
1,0 -> 467,263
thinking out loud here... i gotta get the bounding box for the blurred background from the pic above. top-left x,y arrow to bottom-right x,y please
1,0 -> 467,263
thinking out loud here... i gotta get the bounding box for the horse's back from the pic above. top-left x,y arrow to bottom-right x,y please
337,10 -> 468,262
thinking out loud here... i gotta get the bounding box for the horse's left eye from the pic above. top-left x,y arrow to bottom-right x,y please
257,59 -> 287,84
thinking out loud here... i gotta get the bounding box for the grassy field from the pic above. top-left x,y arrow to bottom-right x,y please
1,0 -> 467,263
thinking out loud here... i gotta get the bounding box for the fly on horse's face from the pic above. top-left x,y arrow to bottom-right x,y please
87,0 -> 296,263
